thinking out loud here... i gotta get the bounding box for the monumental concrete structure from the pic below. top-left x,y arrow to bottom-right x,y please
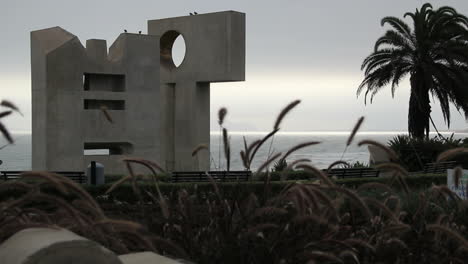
31,11 -> 245,174
149,11 -> 245,171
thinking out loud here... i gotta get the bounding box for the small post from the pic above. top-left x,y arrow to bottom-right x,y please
91,161 -> 96,185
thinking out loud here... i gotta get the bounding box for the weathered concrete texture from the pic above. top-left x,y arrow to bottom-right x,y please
0,228 -> 122,264
31,27 -> 161,174
119,252 -> 184,264
149,11 -> 246,171
31,11 -> 246,173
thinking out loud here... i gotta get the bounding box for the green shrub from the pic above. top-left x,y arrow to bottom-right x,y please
85,173 -> 446,204
388,134 -> 468,171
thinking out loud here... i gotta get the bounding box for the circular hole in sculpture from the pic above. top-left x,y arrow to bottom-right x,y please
171,35 -> 186,67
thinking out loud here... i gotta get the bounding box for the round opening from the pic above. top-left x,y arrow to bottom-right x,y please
160,30 -> 186,69
172,35 -> 186,67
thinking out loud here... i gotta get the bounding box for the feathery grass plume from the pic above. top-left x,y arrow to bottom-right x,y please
427,224 -> 468,248
326,160 -> 351,172
222,128 -> 231,171
284,158 -> 311,172
122,158 -> 168,218
328,186 -> 372,221
278,158 -> 311,181
431,185 -> 461,202
380,224 -> 411,235
293,185 -> 319,211
304,185 -> 339,222
305,251 -> 343,263
240,150 -> 249,169
357,182 -> 394,194
344,239 -> 376,254
454,166 -> 463,188
346,116 -> 365,146
244,139 -> 261,168
376,162 -> 409,176
392,172 -> 411,195
339,251 -> 360,264
121,157 -> 165,174
106,175 -> 133,194
53,176 -> 104,217
243,136 -> 248,153
256,152 -> 282,174
95,219 -> 143,231
100,105 -> 113,123
281,141 -> 321,161
296,164 -> 335,186
244,223 -> 279,238
191,144 -> 208,157
1,100 -> 22,116
363,197 -> 400,223
0,122 -> 13,143
384,195 -> 401,215
150,236 -> 189,259
20,192 -> 89,226
0,181 -> 32,194
217,107 -> 227,125
0,110 -> 12,119
249,129 -> 280,165
252,206 -> 288,219
358,139 -> 398,161
20,171 -> 68,195
437,147 -> 468,162
273,99 -> 301,130
205,172 -> 222,202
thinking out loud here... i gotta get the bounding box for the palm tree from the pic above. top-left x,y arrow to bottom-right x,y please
358,3 -> 468,139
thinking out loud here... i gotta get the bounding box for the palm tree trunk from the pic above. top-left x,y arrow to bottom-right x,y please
408,74 -> 431,139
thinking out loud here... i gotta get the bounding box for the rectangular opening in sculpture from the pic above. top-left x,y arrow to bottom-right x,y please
83,142 -> 133,156
84,99 -> 125,110
83,73 -> 125,92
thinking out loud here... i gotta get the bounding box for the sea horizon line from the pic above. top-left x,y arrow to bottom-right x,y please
8,130 -> 467,136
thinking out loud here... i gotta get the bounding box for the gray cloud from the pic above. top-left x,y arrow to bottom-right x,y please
2,0 -> 468,131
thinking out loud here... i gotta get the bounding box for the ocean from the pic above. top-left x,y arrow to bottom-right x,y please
1,131 -> 467,171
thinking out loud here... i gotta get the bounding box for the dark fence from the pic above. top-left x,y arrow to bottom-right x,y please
0,171 -> 86,184
172,171 -> 252,183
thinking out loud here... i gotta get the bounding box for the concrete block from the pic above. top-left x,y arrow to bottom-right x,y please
119,252 -> 184,264
0,228 -> 122,264
31,27 -> 161,174
148,11 -> 245,171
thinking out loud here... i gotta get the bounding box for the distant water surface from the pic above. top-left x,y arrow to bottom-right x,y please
1,131 -> 467,171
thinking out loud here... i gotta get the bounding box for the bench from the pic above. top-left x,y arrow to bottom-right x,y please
0,171 -> 87,184
325,167 -> 380,179
171,171 -> 252,183
422,161 -> 457,174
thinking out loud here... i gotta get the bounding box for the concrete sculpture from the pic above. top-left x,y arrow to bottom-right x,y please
148,11 -> 245,171
31,11 -> 245,174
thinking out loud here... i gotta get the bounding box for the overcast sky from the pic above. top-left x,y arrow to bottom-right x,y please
2,0 -> 468,132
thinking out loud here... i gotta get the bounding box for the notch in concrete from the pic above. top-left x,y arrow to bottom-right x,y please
91,161 -> 96,185
84,99 -> 125,110
86,39 -> 108,61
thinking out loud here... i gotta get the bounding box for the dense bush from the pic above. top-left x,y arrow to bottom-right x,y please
85,173 -> 446,205
388,134 -> 468,171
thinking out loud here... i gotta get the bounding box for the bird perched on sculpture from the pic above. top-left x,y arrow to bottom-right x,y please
189,13 -> 193,16
124,29 -> 127,33
194,12 -> 198,14
138,31 -> 141,34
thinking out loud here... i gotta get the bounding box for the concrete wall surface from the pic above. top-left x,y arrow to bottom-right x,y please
31,11 -> 246,173
148,11 -> 245,171
31,27 -> 161,174
0,228 -> 123,264
119,252 -> 185,264
0,228 -> 186,264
